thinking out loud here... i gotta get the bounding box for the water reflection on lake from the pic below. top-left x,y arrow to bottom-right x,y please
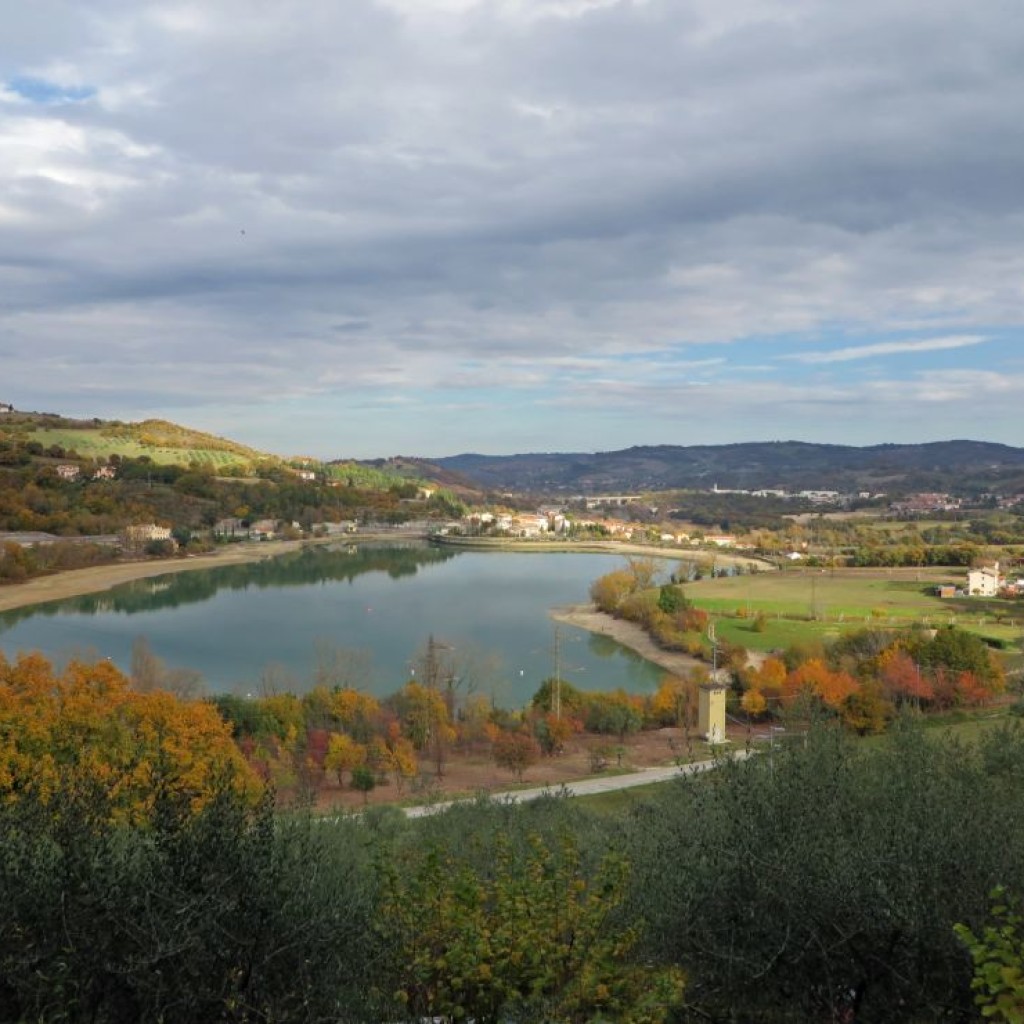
0,543 -> 664,704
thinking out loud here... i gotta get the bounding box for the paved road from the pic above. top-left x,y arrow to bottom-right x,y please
403,749 -> 755,818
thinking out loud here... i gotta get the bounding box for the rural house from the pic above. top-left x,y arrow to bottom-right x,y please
966,562 -> 1002,597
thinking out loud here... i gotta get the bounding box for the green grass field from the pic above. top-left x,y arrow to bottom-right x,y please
25,428 -> 258,468
685,569 -> 1024,652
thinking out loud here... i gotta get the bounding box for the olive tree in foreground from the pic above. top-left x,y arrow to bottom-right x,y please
625,721 -> 1024,1022
376,830 -> 683,1023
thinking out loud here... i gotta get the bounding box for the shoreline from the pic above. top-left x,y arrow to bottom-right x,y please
550,603 -> 706,679
0,532 -> 420,614
0,535 -> 747,681
0,540 -> 311,613
0,531 -> 773,616
431,534 -> 776,571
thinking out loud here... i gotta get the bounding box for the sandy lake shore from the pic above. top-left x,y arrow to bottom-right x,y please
550,603 -> 705,678
1,535 -> 752,681
0,540 -> 313,614
0,531 -> 774,616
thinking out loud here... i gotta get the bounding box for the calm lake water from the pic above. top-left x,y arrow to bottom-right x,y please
0,543 -> 663,705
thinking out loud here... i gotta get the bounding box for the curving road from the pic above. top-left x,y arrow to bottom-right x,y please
403,749 -> 755,818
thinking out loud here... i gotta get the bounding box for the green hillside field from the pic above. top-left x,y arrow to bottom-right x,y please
686,567 -> 1024,653
14,419 -> 273,469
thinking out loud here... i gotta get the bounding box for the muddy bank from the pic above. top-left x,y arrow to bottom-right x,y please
0,532 -> 426,614
550,603 -> 707,679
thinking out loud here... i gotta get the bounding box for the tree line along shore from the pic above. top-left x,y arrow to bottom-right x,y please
2,647 -> 1023,1022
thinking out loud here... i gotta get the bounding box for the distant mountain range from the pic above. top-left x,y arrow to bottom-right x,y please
413,441 -> 1024,496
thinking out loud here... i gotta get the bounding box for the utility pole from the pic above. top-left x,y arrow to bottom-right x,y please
553,624 -> 562,720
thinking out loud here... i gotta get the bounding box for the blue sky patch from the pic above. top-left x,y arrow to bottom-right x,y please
6,76 -> 95,104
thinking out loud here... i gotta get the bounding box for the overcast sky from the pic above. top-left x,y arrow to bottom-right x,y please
2,0 -> 1023,458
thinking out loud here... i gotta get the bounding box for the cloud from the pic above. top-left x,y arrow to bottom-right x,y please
785,335 -> 989,365
1,0 -> 1024,455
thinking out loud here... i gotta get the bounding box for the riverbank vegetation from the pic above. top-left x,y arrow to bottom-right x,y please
2,648 -> 1023,1021
590,561 -> 1020,736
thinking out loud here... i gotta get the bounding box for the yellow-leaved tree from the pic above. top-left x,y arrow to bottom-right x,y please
0,652 -> 260,823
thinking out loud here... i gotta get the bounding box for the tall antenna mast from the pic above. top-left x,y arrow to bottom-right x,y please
553,624 -> 562,720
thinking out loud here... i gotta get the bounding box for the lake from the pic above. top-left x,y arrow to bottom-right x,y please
0,543 -> 664,705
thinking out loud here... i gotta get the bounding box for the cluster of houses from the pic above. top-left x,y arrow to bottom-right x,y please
457,508 -> 739,548
936,562 -> 1024,599
890,493 -> 961,515
966,562 -> 1024,597
708,484 -> 887,505
54,464 -> 117,482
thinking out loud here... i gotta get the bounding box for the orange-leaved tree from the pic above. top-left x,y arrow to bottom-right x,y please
0,652 -> 259,824
783,658 -> 859,710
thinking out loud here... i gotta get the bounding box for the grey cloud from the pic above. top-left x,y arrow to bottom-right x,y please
2,0 -> 1024,449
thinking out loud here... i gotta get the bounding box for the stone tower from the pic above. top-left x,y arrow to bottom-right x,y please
698,682 -> 728,744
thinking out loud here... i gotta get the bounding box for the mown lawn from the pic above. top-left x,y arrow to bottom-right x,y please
711,614 -> 860,651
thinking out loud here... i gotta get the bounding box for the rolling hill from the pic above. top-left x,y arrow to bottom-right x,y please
420,440 -> 1024,496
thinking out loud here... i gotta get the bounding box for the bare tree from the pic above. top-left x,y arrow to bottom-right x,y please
130,636 -> 204,698
311,638 -> 373,691
625,556 -> 664,591
130,636 -> 163,693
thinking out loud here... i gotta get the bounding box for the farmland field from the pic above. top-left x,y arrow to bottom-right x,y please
686,567 -> 1024,652
23,428 -> 256,468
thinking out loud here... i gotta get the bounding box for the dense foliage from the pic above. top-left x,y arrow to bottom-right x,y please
2,653 -> 1022,1022
627,723 -> 1024,1022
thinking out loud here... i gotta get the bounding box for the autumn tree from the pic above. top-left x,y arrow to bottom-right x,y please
625,555 -> 663,591
492,729 -> 541,781
783,657 -> 859,711
391,680 -> 455,777
324,732 -> 366,786
330,686 -> 382,742
0,652 -> 258,824
129,636 -> 204,700
590,569 -> 636,614
740,687 -> 767,718
878,648 -> 934,705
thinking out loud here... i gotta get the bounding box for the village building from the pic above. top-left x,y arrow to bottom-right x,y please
316,520 -> 358,535
966,562 -> 1002,597
213,517 -> 246,538
705,534 -> 738,548
249,519 -> 278,540
121,523 -> 173,554
890,492 -> 961,515
55,464 -> 80,481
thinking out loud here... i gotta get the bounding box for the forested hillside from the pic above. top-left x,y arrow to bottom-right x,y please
0,413 -> 463,541
427,440 -> 1024,494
